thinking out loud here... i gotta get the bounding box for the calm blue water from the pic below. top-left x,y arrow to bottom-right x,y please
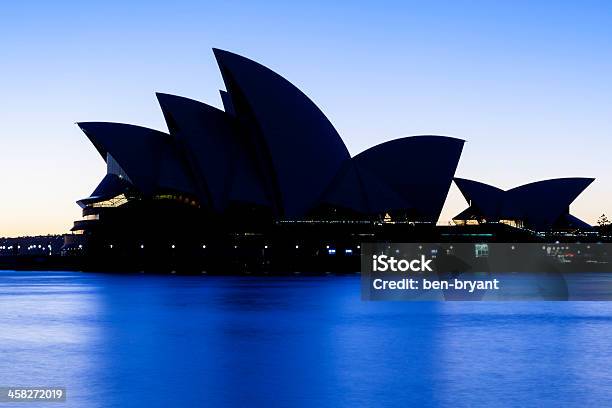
1,271 -> 612,407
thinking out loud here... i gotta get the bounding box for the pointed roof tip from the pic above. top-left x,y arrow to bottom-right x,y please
75,122 -> 172,140
155,92 -> 226,118
74,122 -> 113,159
355,135 -> 465,159
212,47 -> 231,55
156,92 -> 191,103
76,121 -> 123,126
212,48 -> 229,60
76,121 -> 101,131
564,177 -> 596,187
155,92 -> 177,103
510,177 -> 596,190
156,93 -> 197,111
75,121 -> 131,128
453,177 -> 483,182
155,92 -> 205,104
212,48 -> 255,66
452,177 -> 504,192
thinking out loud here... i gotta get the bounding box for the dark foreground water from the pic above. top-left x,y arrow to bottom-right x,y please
1,271 -> 612,407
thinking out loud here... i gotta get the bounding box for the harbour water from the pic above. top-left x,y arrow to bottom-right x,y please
1,270 -> 611,407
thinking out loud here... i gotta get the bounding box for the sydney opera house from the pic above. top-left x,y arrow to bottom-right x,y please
64,48 -> 595,271
453,178 -> 594,230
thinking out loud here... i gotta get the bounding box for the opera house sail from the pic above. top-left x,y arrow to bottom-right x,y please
64,48 -> 594,271
452,178 -> 594,230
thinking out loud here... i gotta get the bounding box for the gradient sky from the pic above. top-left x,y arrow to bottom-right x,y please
1,0 -> 611,236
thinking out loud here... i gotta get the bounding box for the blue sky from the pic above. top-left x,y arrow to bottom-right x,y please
1,0 -> 611,235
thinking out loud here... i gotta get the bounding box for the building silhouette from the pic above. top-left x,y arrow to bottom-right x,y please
63,48 -> 596,272
453,178 -> 594,230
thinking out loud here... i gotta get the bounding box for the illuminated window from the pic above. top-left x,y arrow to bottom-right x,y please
91,194 -> 129,208
500,219 -> 524,228
107,153 -> 132,182
475,244 -> 489,258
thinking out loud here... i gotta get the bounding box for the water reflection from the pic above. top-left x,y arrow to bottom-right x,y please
0,271 -> 611,407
